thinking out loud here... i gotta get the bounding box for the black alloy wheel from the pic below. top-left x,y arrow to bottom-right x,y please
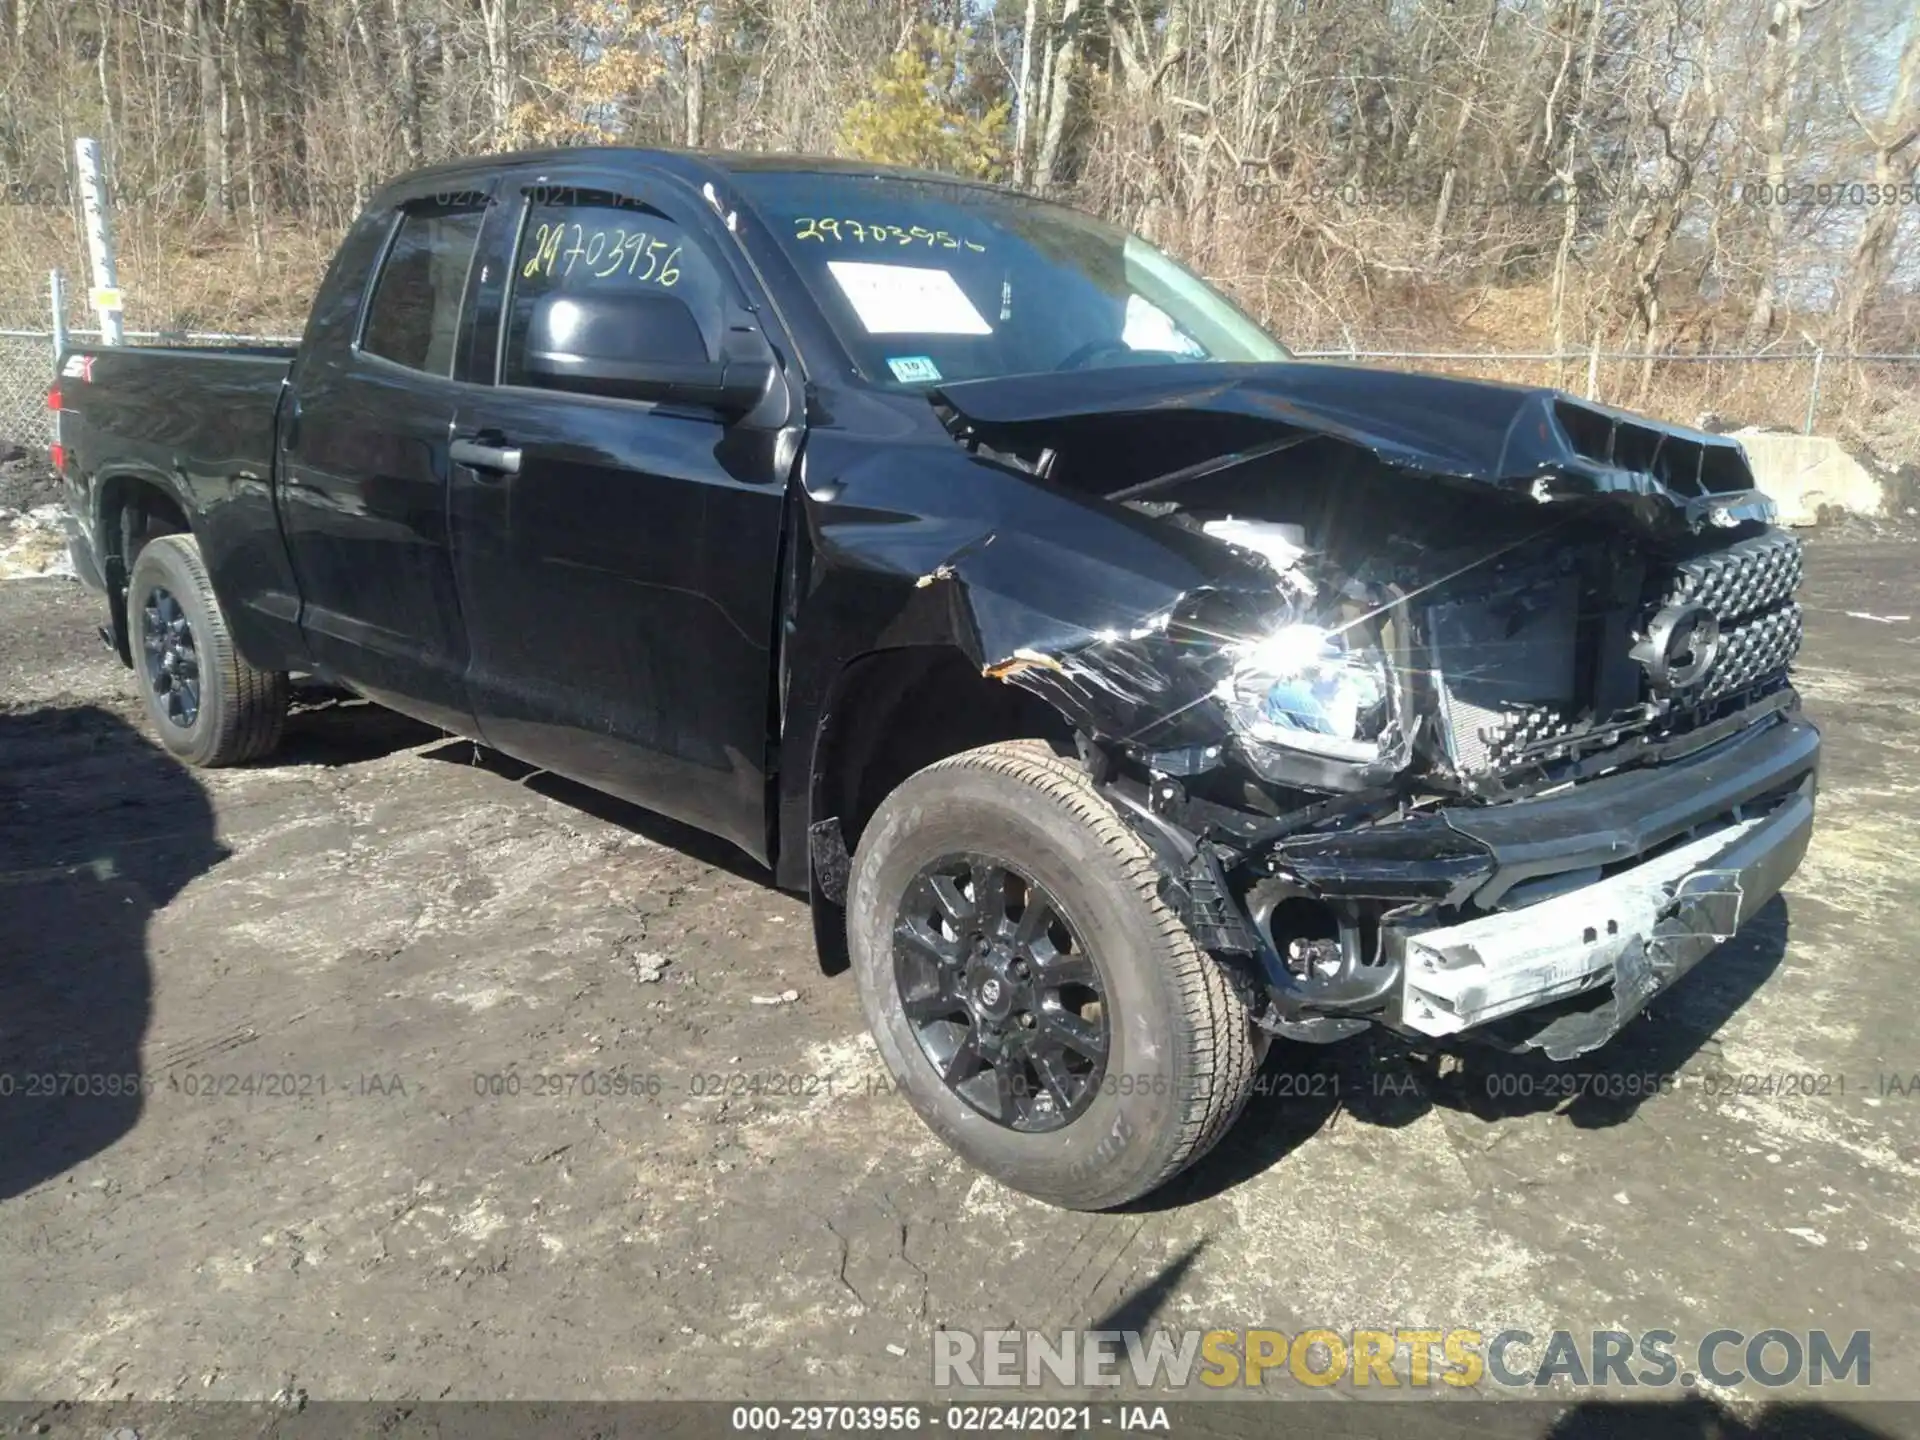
849,740 -> 1263,1209
125,533 -> 289,767
140,585 -> 202,729
892,853 -> 1110,1132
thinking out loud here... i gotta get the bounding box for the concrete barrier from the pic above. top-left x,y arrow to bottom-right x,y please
1732,430 -> 1886,526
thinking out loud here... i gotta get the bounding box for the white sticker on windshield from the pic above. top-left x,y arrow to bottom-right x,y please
1123,293 -> 1207,356
826,261 -> 992,336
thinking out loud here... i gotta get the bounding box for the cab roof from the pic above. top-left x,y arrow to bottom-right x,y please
387,145 -> 1018,200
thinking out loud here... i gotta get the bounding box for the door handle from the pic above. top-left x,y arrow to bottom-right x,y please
451,437 -> 522,474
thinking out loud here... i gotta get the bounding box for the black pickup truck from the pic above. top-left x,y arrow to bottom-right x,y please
53,148 -> 1818,1209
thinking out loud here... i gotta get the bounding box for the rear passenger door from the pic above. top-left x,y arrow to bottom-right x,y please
277,185 -> 489,735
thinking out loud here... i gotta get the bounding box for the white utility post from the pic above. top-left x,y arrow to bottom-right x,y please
73,138 -> 124,346
49,270 -> 67,364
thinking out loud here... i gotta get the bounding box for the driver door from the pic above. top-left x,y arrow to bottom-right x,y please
447,167 -> 796,863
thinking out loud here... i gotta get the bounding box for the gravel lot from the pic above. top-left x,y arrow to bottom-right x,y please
2,538 -> 1918,1426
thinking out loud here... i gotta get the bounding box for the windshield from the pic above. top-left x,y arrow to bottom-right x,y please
731,171 -> 1289,389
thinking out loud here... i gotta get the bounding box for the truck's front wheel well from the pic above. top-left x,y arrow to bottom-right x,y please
99,477 -> 191,664
813,645 -> 1077,873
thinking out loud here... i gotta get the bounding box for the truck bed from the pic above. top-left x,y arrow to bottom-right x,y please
56,343 -> 301,670
60,345 -> 294,483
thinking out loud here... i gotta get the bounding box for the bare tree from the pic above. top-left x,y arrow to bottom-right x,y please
1,0 -> 1917,432
1742,0 -> 1824,339
391,0 -> 424,165
1834,6 -> 1920,347
1011,0 -> 1040,185
190,0 -> 230,219
1032,0 -> 1083,193
477,0 -> 517,145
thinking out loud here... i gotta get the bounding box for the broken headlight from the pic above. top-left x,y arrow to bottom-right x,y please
1215,622 -> 1394,766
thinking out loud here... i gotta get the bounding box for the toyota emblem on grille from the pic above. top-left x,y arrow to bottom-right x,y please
1632,602 -> 1723,694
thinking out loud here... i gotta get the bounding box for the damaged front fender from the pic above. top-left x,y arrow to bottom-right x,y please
773,422 -> 1297,889
788,431 -> 1325,765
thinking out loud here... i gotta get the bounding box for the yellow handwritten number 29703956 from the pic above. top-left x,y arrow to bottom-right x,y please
523,222 -> 683,285
793,216 -> 985,252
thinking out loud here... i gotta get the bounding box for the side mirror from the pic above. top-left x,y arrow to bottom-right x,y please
522,291 -> 774,417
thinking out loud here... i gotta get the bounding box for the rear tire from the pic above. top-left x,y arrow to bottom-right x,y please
127,533 -> 287,767
848,740 -> 1260,1210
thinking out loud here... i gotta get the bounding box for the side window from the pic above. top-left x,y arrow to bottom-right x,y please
361,196 -> 487,375
502,188 -> 727,388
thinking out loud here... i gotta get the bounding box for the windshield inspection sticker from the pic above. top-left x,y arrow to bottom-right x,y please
886,355 -> 943,383
826,261 -> 992,336
1123,293 -> 1207,356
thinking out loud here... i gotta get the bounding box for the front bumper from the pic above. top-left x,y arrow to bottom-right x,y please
1394,784 -> 1812,1058
1267,711 -> 1820,1059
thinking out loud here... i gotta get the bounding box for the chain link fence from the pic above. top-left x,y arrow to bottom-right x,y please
0,330 -> 62,451
3,327 -> 1917,464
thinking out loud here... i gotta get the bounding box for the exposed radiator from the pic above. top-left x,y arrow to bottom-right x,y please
1426,574 -> 1580,776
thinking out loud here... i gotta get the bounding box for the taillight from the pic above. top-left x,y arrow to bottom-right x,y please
47,384 -> 64,472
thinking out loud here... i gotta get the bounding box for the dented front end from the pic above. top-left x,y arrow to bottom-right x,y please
922,364 -> 1820,1059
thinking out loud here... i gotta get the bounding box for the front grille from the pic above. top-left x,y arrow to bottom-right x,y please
1659,528 -> 1802,623
1701,602 -> 1803,702
1430,526 -> 1805,781
1661,528 -> 1804,704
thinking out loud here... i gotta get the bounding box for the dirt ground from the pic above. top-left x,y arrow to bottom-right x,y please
2,538 -> 1918,1424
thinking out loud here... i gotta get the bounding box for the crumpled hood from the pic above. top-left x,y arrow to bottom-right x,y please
933,361 -> 1767,524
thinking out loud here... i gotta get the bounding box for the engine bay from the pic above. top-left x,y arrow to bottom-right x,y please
1072,459 -> 1803,805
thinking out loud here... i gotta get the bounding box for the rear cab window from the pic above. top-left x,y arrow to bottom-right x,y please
727,169 -> 1288,390
360,193 -> 488,375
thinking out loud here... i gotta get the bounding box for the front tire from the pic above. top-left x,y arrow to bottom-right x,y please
848,741 -> 1260,1210
127,533 -> 287,767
